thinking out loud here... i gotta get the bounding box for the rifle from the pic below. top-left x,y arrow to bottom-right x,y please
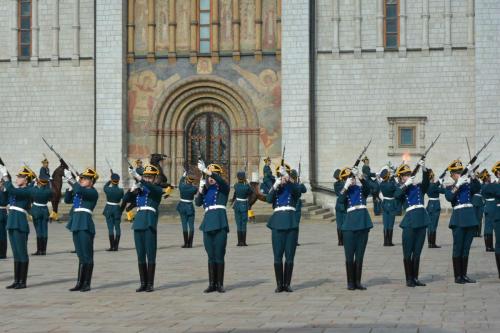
281,144 -> 286,167
105,157 -> 114,174
353,138 -> 372,168
411,134 -> 441,176
472,153 -> 492,173
298,154 -> 302,183
465,137 -> 472,161
461,135 -> 495,176
42,137 -> 77,178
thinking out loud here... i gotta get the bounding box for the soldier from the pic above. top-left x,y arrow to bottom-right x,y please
379,168 -> 398,247
121,159 -> 144,222
266,164 -> 302,293
472,170 -> 485,238
260,157 -> 275,194
176,171 -> 198,248
128,164 -> 163,292
290,169 -> 307,246
426,169 -> 445,248
39,158 -> 51,181
0,165 -> 36,289
480,169 -> 495,252
232,171 -> 252,247
195,161 -> 230,293
362,156 -> 381,216
482,162 -> 500,278
444,160 -> 480,284
65,168 -> 99,292
333,169 -> 345,246
103,173 -> 124,251
337,167 -> 373,290
31,174 -> 53,255
0,178 -> 9,259
394,161 -> 430,287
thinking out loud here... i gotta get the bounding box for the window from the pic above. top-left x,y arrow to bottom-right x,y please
398,127 -> 416,148
385,0 -> 398,49
18,0 -> 32,58
199,0 -> 211,54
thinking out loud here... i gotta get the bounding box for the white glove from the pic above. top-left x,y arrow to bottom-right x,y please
197,160 -> 210,175
351,166 -> 360,177
198,178 -> 206,192
63,169 -> 76,185
418,159 -> 426,171
273,177 -> 282,190
404,176 -> 415,187
343,177 -> 353,190
455,175 -> 469,188
128,166 -> 140,179
182,171 -> 187,177
0,165 -> 7,178
438,178 -> 444,185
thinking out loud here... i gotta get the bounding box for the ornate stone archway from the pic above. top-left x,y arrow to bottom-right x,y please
150,76 -> 260,183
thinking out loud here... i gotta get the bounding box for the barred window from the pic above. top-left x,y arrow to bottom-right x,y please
385,0 -> 398,49
18,0 -> 32,58
199,0 -> 211,54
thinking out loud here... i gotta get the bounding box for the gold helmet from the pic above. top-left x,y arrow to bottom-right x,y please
17,166 -> 36,182
395,164 -> 412,177
143,164 -> 160,176
447,160 -> 464,173
207,163 -> 224,175
492,161 -> 500,175
339,167 -> 352,181
275,163 -> 291,176
80,168 -> 99,182
264,156 -> 271,163
478,169 -> 490,181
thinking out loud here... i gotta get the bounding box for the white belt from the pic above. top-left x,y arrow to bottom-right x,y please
137,206 -> 157,213
406,204 -> 425,212
274,206 -> 296,212
236,198 -> 248,201
474,194 -> 482,197
428,198 -> 440,201
347,205 -> 367,212
454,203 -> 473,210
33,202 -> 48,207
205,205 -> 227,212
106,202 -> 120,206
74,208 -> 93,214
0,206 -> 6,210
485,198 -> 496,202
383,197 -> 394,200
180,199 -> 193,203
8,206 -> 28,215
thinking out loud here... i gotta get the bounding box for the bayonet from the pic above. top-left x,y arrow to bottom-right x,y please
353,138 -> 372,168
461,135 -> 495,176
412,134 -> 441,176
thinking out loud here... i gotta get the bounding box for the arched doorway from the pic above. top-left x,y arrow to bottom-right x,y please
186,112 -> 231,180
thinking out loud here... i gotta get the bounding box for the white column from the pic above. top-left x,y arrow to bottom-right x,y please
353,0 -> 361,58
10,0 -> 18,66
399,0 -> 407,57
466,0 -> 474,54
376,0 -> 384,57
31,0 -> 39,66
421,0 -> 429,55
73,0 -> 80,66
52,0 -> 60,66
444,0 -> 452,55
332,0 -> 340,58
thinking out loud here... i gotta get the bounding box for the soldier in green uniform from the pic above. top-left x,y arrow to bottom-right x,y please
290,169 -> 307,246
426,169 -> 445,248
482,162 -> 500,277
103,173 -> 124,251
266,164 -> 302,293
333,169 -> 345,246
65,168 -> 99,292
379,168 -> 398,246
444,160 -> 480,284
260,157 -> 276,194
337,167 -> 373,290
0,165 -> 35,289
472,170 -> 485,238
31,174 -> 53,255
176,171 -> 198,248
128,164 -> 164,292
0,178 -> 9,259
195,162 -> 230,293
232,171 -> 252,246
394,161 -> 430,287
481,169 -> 495,252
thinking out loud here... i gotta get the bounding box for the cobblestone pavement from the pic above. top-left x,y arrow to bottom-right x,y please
0,205 -> 499,333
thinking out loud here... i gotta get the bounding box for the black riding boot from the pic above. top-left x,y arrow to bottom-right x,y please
337,229 -> 343,246
387,229 -> 395,246
6,262 -> 19,289
354,260 -> 367,290
383,230 -> 388,246
283,263 -> 294,292
485,234 -> 494,252
69,262 -> 84,291
412,257 -> 426,286
461,256 -> 476,283
453,257 -> 465,284
114,235 -> 120,251
346,261 -> 356,290
216,263 -> 225,293
237,231 -> 242,246
15,261 -> 28,289
242,231 -> 248,246
188,231 -> 194,248
32,238 -> 42,255
0,239 -> 7,259
106,235 -> 115,251
80,263 -> 94,292
182,231 -> 188,248
41,237 -> 48,255
274,263 -> 284,293
496,254 -> 500,279
204,263 -> 217,293
136,263 -> 148,292
404,259 -> 415,287
146,263 -> 156,292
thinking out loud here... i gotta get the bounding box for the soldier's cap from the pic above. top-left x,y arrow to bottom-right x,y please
478,169 -> 490,181
42,158 -> 49,164
237,171 -> 246,180
339,167 -> 352,181
111,173 -> 120,182
492,161 -> 500,175
333,169 -> 341,180
290,169 -> 298,178
362,156 -> 369,162
264,156 -> 271,163
447,160 -> 464,173
395,164 -> 412,177
17,166 -> 36,181
38,174 -> 50,185
80,168 -> 99,181
208,163 -> 224,175
143,164 -> 160,176
185,173 -> 197,183
275,163 -> 291,175
380,169 -> 390,180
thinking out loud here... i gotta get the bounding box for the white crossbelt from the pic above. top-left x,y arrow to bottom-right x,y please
180,199 -> 193,203
454,203 -> 473,210
274,206 -> 296,212
383,197 -> 394,200
205,205 -> 227,212
428,198 -> 440,201
106,202 -> 120,206
236,198 -> 248,201
485,198 -> 496,202
137,206 -> 157,213
74,208 -> 93,214
33,202 -> 48,207
474,194 -> 482,197
406,204 -> 425,212
8,206 -> 28,215
347,205 -> 367,212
